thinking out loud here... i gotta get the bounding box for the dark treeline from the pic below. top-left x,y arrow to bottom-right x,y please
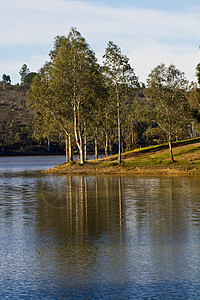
1,27 -> 200,162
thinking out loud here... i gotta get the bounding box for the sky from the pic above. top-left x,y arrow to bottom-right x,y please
1,0 -> 200,84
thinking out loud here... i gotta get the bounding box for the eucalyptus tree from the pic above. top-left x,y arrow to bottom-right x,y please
103,41 -> 139,163
24,72 -> 37,89
29,28 -> 104,164
28,62 -> 73,162
2,74 -> 11,87
187,80 -> 200,137
145,63 -> 189,162
196,63 -> 200,85
49,28 -> 105,164
124,98 -> 149,150
19,64 -> 30,85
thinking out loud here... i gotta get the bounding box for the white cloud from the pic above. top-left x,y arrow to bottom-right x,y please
128,42 -> 200,83
0,0 -> 200,83
1,0 -> 200,45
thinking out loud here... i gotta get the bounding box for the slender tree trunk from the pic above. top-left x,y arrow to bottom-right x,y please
68,134 -> 73,162
84,126 -> 87,161
117,104 -> 121,163
95,138 -> 98,160
77,104 -> 84,165
73,104 -> 84,164
117,86 -> 121,164
191,122 -> 195,138
79,144 -> 84,164
131,132 -> 134,150
65,137 -> 69,162
77,130 -> 84,164
73,79 -> 84,164
105,133 -> 108,157
168,133 -> 174,163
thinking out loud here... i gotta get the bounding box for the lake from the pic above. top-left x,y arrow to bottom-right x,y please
0,156 -> 200,299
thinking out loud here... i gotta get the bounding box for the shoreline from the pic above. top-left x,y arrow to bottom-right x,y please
43,161 -> 200,176
43,138 -> 200,176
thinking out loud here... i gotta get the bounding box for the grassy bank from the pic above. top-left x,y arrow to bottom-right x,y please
44,138 -> 200,176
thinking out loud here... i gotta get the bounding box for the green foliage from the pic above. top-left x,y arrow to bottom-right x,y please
187,82 -> 200,136
103,41 -> 139,88
19,64 -> 30,85
146,63 -> 189,138
145,63 -> 190,162
28,27 -> 106,163
196,63 -> 200,85
2,74 -> 11,87
24,72 -> 37,88
20,31 -> 200,159
103,41 -> 139,162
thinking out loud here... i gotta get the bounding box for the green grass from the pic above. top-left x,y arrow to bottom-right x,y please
45,137 -> 200,175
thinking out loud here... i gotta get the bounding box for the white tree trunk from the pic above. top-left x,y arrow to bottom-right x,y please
95,138 -> 98,159
73,104 -> 84,164
117,102 -> 121,163
117,86 -> 121,163
105,133 -> 108,157
68,134 -> 73,162
65,137 -> 69,162
168,133 -> 174,163
84,126 -> 87,161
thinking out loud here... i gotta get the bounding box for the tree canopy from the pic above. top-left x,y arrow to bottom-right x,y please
146,63 -> 189,162
5,29 -> 198,161
103,41 -> 139,163
28,27 -> 106,164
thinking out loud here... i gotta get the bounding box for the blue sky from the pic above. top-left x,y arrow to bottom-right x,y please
0,0 -> 200,84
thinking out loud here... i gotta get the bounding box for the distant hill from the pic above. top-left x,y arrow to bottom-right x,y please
0,85 -> 64,155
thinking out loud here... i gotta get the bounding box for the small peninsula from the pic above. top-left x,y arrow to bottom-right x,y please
44,138 -> 200,176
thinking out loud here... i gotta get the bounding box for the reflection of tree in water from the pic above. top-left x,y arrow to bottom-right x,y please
33,175 -> 200,286
126,178 -> 188,233
35,175 -> 200,243
35,175 -> 124,243
121,176 -> 200,284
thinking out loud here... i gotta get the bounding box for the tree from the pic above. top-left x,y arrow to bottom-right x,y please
28,63 -> 71,160
196,63 -> 200,85
124,97 -> 149,150
19,64 -> 30,85
28,28 -> 104,164
49,28 -> 105,164
2,74 -> 11,86
0,111 -> 12,153
145,63 -> 189,162
186,63 -> 200,136
187,80 -> 200,137
103,41 -> 139,163
24,72 -> 37,88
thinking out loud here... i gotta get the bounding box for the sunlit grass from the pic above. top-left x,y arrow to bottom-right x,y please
44,137 -> 200,175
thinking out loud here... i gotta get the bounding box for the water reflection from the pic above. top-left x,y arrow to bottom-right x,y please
33,176 -> 200,288
35,176 -> 124,242
35,176 -> 200,241
0,169 -> 200,298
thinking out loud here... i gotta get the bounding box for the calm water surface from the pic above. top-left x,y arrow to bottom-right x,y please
0,156 -> 200,299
